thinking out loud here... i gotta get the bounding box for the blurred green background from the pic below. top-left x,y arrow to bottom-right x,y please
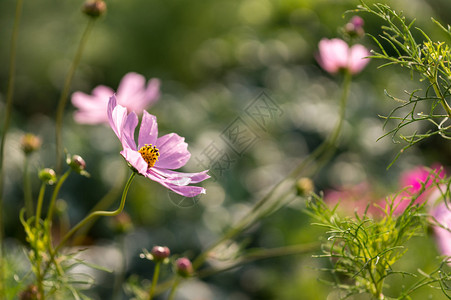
2,0 -> 451,299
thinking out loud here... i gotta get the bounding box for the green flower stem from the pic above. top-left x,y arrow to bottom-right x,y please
34,245 -> 45,300
54,172 -> 136,254
23,155 -> 33,219
0,0 -> 24,295
71,170 -> 126,245
193,71 -> 352,270
35,183 -> 47,228
167,277 -> 181,300
147,261 -> 161,300
55,18 -> 96,173
46,169 -> 71,223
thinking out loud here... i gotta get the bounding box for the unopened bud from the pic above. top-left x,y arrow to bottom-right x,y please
175,257 -> 193,277
39,168 -> 57,185
151,246 -> 171,262
67,154 -> 90,177
21,133 -> 41,155
296,177 -> 314,196
344,16 -> 365,38
82,0 -> 106,18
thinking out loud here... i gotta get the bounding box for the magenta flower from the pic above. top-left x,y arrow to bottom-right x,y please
107,96 -> 209,197
431,202 -> 451,261
316,38 -> 370,75
72,72 -> 160,124
389,165 -> 445,215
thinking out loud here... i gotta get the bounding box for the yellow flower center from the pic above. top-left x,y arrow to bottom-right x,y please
138,144 -> 160,168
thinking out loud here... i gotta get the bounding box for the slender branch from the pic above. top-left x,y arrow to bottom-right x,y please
193,71 -> 352,270
46,169 -> 71,223
23,155 -> 33,218
42,172 -> 136,278
54,172 -> 136,253
71,170 -> 126,245
35,184 -> 47,228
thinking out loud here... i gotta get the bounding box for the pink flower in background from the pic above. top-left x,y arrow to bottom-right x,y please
72,72 -> 160,124
430,202 -> 451,261
324,182 -> 379,216
316,38 -> 370,75
325,165 -> 445,217
107,96 -> 209,197
389,165 -> 445,215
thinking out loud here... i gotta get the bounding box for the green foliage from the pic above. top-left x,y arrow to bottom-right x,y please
307,192 -> 426,299
357,2 -> 451,166
306,166 -> 451,299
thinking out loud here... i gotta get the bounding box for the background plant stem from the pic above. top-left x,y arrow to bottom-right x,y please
54,172 -> 136,253
23,155 -> 33,219
0,0 -> 24,295
55,19 -> 95,173
193,71 -> 352,270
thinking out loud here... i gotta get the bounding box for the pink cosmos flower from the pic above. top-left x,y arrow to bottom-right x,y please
316,38 -> 370,75
107,95 -> 209,197
430,202 -> 451,261
72,72 -> 160,124
389,165 -> 445,215
324,182 -> 379,216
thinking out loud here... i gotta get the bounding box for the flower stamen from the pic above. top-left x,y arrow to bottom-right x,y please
138,144 -> 160,168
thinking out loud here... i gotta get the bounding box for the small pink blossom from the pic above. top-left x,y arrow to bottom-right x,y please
325,182 -> 377,216
389,165 -> 445,215
107,96 -> 209,197
72,72 -> 160,124
316,38 -> 370,75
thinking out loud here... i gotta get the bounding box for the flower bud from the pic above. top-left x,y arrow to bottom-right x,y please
67,154 -> 90,177
39,168 -> 57,185
82,0 -> 106,18
151,246 -> 171,262
175,257 -> 193,277
21,133 -> 41,155
296,177 -> 314,196
344,16 -> 365,38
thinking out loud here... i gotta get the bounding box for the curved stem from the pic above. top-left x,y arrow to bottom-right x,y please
55,19 -> 96,172
193,72 -> 352,270
71,170 -> 126,245
0,0 -> 24,294
35,183 -> 47,228
54,172 -> 136,253
46,169 -> 71,223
